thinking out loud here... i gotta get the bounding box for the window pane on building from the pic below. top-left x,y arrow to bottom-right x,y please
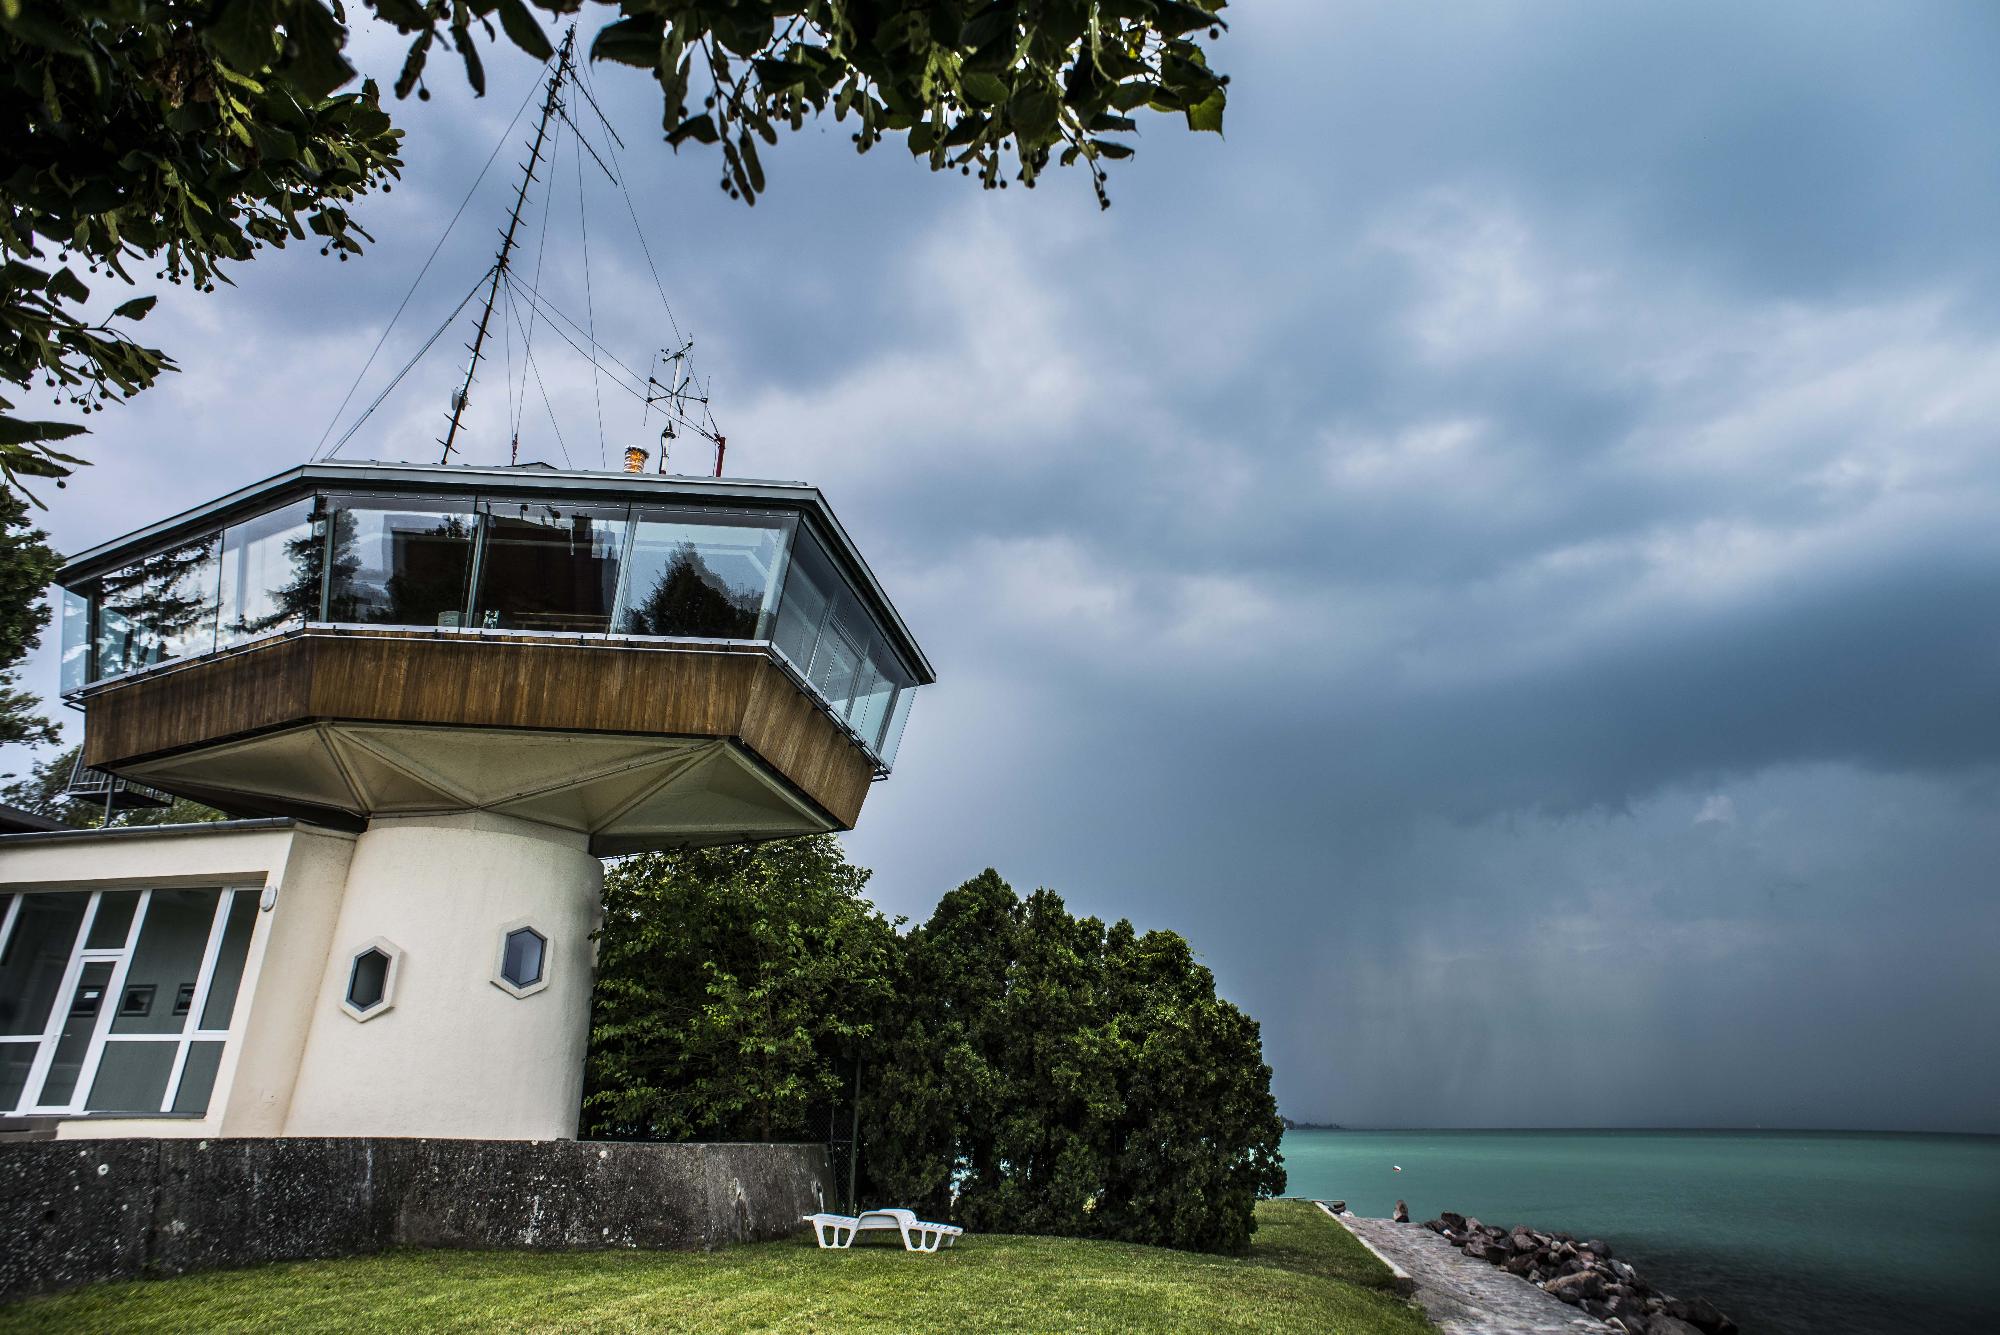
84,889 -> 142,950
112,890 -> 220,1036
198,892 -> 258,1032
172,1041 -> 225,1114
878,689 -> 916,769
84,1041 -> 176,1114
0,893 -> 87,1038
807,614 -> 864,717
0,1041 -> 34,1112
218,499 -> 323,647
37,961 -> 114,1106
60,588 -> 89,694
94,534 -> 221,678
617,509 -> 788,640
474,500 -> 628,633
772,526 -> 835,671
323,495 -> 477,627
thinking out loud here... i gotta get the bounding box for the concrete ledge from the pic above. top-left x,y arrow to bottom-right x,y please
0,1138 -> 832,1303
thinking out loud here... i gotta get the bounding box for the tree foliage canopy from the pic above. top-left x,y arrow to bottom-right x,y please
583,835 -> 898,1143
0,491 -> 60,745
1,0 -> 404,498
865,869 -> 1286,1252
583,844 -> 1285,1254
2,0 -> 1228,498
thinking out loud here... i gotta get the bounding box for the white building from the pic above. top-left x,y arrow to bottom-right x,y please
0,462 -> 931,1140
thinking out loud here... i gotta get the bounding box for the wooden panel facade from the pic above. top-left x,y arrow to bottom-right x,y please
82,632 -> 873,828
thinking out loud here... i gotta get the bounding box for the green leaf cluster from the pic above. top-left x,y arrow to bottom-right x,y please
0,0 -> 405,501
572,0 -> 1229,207
382,0 -> 1233,207
583,845 -> 1285,1255
582,835 -> 898,1143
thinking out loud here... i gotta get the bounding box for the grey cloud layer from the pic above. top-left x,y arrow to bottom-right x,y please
17,0 -> 1999,1129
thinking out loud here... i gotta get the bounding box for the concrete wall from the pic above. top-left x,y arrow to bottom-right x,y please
0,1138 -> 832,1302
282,812 -> 603,1140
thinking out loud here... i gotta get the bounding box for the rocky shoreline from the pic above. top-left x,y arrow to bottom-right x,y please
1417,1209 -> 1737,1335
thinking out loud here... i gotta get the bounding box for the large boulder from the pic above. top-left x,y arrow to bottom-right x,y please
1438,1211 -> 1467,1232
1675,1295 -> 1737,1334
1544,1270 -> 1607,1304
1648,1319 -> 1705,1335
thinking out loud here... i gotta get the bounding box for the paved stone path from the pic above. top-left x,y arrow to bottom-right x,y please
1323,1206 -> 1611,1335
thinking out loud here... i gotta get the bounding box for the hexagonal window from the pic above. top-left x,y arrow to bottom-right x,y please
492,921 -> 550,998
341,939 -> 401,1022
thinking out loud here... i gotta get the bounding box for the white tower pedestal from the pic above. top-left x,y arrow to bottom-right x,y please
283,812 -> 603,1140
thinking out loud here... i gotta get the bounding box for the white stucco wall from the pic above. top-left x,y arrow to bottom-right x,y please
211,827 -> 358,1134
282,812 -> 602,1141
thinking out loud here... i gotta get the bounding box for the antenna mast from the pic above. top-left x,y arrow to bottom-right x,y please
439,27 -> 576,464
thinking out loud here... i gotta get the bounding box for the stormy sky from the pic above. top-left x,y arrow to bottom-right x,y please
11,1 -> 2000,1130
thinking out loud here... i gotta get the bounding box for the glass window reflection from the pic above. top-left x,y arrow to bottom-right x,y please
94,534 -> 220,678
616,509 -> 788,640
218,499 -> 322,648
59,588 -> 88,694
323,494 -> 477,627
475,500 -> 627,633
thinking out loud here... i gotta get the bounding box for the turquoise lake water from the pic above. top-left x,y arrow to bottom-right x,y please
1279,1129 -> 2000,1335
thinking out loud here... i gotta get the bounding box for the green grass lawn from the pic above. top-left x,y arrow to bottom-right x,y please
0,1200 -> 1431,1334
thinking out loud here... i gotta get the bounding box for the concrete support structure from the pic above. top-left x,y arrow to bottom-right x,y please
286,813 -> 601,1140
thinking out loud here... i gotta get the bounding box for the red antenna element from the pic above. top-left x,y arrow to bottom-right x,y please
713,435 -> 727,478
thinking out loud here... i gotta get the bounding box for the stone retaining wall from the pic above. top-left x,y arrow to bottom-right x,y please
0,1137 -> 832,1303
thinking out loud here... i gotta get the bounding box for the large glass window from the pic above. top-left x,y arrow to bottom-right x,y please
218,498 -> 323,647
323,494 -> 478,627
616,508 -> 789,640
111,890 -> 220,1037
93,534 -> 220,678
58,484 -> 918,764
475,500 -> 629,633
773,523 -> 917,762
0,888 -> 258,1117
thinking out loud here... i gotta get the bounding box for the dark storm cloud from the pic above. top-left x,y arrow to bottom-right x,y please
13,1 -> 2000,1130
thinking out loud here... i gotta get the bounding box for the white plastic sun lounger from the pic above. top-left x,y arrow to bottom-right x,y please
803,1208 -> 964,1252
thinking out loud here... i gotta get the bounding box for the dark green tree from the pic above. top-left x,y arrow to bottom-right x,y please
862,869 -> 1285,1253
3,1 -> 1229,499
0,491 -> 60,745
583,834 -> 897,1142
1093,918 -> 1287,1253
